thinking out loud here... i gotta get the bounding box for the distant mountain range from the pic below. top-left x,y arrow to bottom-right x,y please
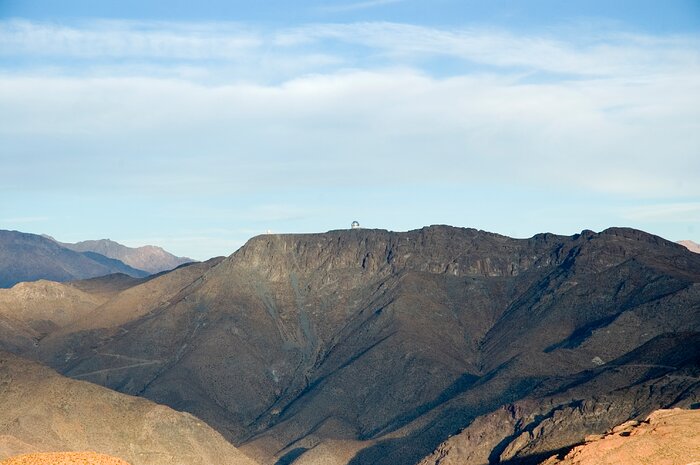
50,237 -> 193,274
0,230 -> 194,288
1,225 -> 696,465
678,239 -> 700,254
0,230 -> 148,288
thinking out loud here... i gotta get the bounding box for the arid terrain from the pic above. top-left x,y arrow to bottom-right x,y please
539,408 -> 700,465
679,240 -> 700,254
0,451 -> 130,465
0,226 -> 696,464
0,351 -> 259,465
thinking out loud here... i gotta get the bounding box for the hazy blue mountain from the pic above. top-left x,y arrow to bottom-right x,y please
0,230 -> 147,288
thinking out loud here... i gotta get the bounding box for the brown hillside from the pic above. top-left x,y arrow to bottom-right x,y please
0,351 -> 259,465
0,451 -> 130,465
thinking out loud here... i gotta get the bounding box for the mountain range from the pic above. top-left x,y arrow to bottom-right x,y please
0,225 -> 697,464
0,230 -> 147,288
49,237 -> 193,274
0,230 -> 193,288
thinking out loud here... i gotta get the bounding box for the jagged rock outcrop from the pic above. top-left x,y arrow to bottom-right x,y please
418,333 -> 700,465
3,226 -> 699,465
539,408 -> 700,465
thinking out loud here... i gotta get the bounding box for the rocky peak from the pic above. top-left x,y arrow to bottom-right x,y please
228,225 -> 575,282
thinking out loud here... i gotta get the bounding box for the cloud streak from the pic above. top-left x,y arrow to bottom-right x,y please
317,0 -> 406,13
2,19 -> 698,80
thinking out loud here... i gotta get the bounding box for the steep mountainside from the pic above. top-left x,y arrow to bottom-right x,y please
0,231 -> 147,288
58,238 -> 193,274
0,351 -> 259,465
5,226 -> 700,465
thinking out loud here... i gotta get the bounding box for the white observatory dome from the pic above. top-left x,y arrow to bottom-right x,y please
351,221 -> 360,229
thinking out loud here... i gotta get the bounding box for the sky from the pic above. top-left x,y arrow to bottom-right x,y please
1,0 -> 699,260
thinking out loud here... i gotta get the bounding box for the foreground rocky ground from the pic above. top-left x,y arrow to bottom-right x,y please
540,408 -> 700,465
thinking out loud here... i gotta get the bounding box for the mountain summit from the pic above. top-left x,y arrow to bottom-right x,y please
53,238 -> 193,274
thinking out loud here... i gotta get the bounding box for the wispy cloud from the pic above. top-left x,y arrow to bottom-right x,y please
2,19 -> 698,80
1,20 -> 698,205
317,0 -> 406,13
273,22 -> 700,77
0,20 -> 261,60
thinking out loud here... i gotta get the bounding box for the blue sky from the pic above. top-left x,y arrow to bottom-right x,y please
1,1 -> 699,259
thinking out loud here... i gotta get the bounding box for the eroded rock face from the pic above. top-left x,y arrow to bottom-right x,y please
419,332 -> 700,465
539,408 -> 700,465
4,226 -> 699,465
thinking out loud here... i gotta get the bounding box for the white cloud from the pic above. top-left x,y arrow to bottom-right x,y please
3,19 -> 698,80
273,22 -> 700,77
0,20 -> 261,60
1,19 -> 698,202
1,66 -> 698,199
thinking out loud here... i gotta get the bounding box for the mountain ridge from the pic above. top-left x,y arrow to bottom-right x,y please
3,225 -> 698,465
0,230 -> 147,288
47,237 -> 193,274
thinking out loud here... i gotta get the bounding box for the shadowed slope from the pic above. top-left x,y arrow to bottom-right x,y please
0,351 -> 259,465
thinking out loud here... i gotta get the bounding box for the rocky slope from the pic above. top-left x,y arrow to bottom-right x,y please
539,408 -> 700,465
0,230 -> 147,288
4,226 -> 699,465
57,238 -> 193,274
417,332 -> 700,465
0,351 -> 259,465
